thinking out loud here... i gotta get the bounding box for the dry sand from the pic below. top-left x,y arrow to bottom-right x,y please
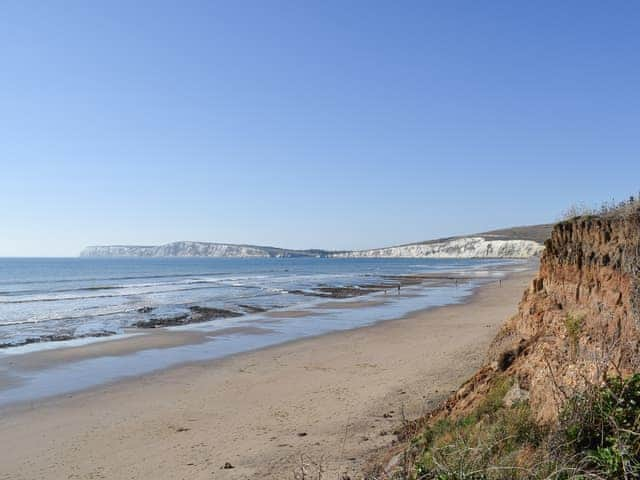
0,269 -> 533,480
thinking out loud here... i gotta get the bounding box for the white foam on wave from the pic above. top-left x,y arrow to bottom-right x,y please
0,333 -> 142,356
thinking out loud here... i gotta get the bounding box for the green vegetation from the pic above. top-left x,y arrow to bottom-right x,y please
407,376 -> 550,480
559,374 -> 640,478
564,313 -> 584,358
564,313 -> 584,342
400,374 -> 640,480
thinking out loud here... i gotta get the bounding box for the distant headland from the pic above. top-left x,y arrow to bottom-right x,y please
80,224 -> 552,259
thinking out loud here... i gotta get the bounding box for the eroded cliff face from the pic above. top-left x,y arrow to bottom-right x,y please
447,213 -> 640,423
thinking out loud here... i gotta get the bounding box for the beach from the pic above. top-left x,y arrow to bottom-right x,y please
0,267 -> 533,479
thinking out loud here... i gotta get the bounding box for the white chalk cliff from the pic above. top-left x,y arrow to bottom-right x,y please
330,237 -> 543,259
81,227 -> 548,259
80,242 -> 321,258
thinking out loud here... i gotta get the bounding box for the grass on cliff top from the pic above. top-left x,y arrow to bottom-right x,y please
397,374 -> 640,480
561,195 -> 640,221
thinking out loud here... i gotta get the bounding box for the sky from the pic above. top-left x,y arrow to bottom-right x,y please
1,1 -> 639,257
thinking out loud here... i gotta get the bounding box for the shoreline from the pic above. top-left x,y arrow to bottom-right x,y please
0,261 -> 530,409
0,266 -> 535,479
0,262 -> 528,408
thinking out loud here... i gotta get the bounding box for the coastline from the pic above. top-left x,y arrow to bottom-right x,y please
0,260 -> 527,407
0,266 -> 534,479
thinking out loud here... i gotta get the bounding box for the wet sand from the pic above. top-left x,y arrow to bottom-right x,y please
0,268 -> 533,480
313,299 -> 388,309
264,309 -> 317,318
2,330 -> 208,371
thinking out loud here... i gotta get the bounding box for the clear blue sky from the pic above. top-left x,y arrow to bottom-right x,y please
1,1 -> 639,256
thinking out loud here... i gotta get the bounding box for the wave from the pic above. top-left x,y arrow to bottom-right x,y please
0,303 -> 147,326
0,283 -> 289,327
0,283 -> 228,305
0,270 -> 241,287
0,275 -> 289,304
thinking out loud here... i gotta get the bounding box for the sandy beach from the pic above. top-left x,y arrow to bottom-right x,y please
0,269 -> 533,480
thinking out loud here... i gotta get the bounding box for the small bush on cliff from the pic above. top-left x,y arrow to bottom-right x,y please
564,313 -> 584,358
402,374 -> 640,480
411,377 -> 548,479
558,373 -> 640,478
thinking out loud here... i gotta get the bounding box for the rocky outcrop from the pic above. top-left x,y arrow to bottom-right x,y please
442,212 -> 640,423
134,306 -> 242,328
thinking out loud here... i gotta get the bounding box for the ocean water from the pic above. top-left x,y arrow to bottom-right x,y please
0,257 -> 516,349
0,257 -> 531,405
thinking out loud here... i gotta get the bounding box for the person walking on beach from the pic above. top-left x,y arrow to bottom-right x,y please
397,285 -> 401,294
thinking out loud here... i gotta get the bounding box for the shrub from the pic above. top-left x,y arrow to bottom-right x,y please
564,313 -> 584,358
405,374 -> 640,480
558,374 -> 640,478
412,377 -> 548,480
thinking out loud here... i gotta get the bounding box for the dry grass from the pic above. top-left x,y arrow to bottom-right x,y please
561,195 -> 640,221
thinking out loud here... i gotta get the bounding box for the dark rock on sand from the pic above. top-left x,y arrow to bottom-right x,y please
189,306 -> 243,321
288,286 -> 377,299
238,304 -> 268,313
0,330 -> 116,349
134,314 -> 189,328
315,287 -> 377,298
134,306 -> 242,328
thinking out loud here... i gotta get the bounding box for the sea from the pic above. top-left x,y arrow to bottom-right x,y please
0,256 -> 527,405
